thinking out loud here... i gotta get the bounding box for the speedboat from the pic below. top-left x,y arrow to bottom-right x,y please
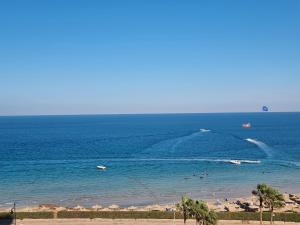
229,160 -> 241,165
242,123 -> 251,128
200,129 -> 210,132
97,165 -> 107,170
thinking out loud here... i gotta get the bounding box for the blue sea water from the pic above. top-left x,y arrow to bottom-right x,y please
0,113 -> 299,208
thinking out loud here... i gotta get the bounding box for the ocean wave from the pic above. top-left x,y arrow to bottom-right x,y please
290,161 -> 300,167
270,160 -> 300,169
245,138 -> 272,158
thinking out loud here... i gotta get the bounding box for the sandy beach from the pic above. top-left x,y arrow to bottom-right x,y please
0,194 -> 299,225
1,193 -> 298,214
0,219 -> 298,225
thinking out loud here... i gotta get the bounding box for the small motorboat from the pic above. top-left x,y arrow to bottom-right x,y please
200,129 -> 211,132
242,123 -> 251,128
97,165 -> 107,170
229,160 -> 241,165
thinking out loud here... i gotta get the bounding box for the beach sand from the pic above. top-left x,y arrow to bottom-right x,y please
1,219 -> 299,225
1,194 -> 299,214
3,193 -> 297,213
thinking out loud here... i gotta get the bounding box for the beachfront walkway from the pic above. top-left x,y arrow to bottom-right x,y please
3,219 -> 299,225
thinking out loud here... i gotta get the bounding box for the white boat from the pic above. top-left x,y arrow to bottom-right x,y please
229,160 -> 241,165
200,129 -> 210,132
242,123 -> 251,128
97,165 -> 107,170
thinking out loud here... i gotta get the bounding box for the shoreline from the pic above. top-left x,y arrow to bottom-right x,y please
2,183 -> 300,209
1,193 -> 299,213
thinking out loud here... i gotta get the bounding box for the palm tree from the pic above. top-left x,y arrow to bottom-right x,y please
264,187 -> 285,225
252,183 -> 268,225
177,197 -> 217,225
205,210 -> 218,225
191,200 -> 208,225
190,200 -> 217,225
176,196 -> 193,224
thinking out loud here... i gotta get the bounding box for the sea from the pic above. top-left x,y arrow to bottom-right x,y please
0,113 -> 299,208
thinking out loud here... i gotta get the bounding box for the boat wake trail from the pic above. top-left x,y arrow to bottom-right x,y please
212,159 -> 261,164
169,131 -> 202,151
143,129 -> 211,154
245,138 -> 273,158
102,158 -> 261,165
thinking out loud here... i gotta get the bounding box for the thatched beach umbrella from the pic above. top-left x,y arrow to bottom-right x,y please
152,204 -> 163,211
74,205 -> 85,211
20,206 -> 33,212
108,204 -> 120,210
127,206 -> 137,211
92,204 -> 103,211
145,204 -> 163,211
55,206 -> 66,211
145,205 -> 152,211
39,204 -> 59,210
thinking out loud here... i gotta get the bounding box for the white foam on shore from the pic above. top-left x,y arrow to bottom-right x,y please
245,138 -> 272,158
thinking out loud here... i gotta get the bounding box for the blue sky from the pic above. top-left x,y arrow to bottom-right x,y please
1,0 -> 300,115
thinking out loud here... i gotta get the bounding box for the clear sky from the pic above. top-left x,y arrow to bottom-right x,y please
1,0 -> 300,115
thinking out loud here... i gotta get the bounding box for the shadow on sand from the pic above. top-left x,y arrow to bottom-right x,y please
0,218 -> 14,225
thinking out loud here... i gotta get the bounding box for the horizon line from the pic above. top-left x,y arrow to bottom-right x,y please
0,111 -> 299,117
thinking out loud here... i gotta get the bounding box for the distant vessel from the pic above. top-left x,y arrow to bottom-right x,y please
200,128 -> 210,132
97,165 -> 107,170
229,160 -> 241,165
227,160 -> 260,165
242,123 -> 251,128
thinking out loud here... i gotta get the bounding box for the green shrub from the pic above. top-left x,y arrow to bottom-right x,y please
16,212 -> 54,219
58,210 -> 299,222
58,211 -> 300,222
58,211 -> 182,219
272,212 -> 300,222
1,210 -> 299,222
216,212 -> 300,222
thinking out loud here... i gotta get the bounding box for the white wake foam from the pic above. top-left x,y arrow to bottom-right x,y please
240,160 -> 261,164
214,159 -> 261,164
200,129 -> 211,132
245,138 -> 272,158
141,130 -> 204,154
101,158 -> 261,164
